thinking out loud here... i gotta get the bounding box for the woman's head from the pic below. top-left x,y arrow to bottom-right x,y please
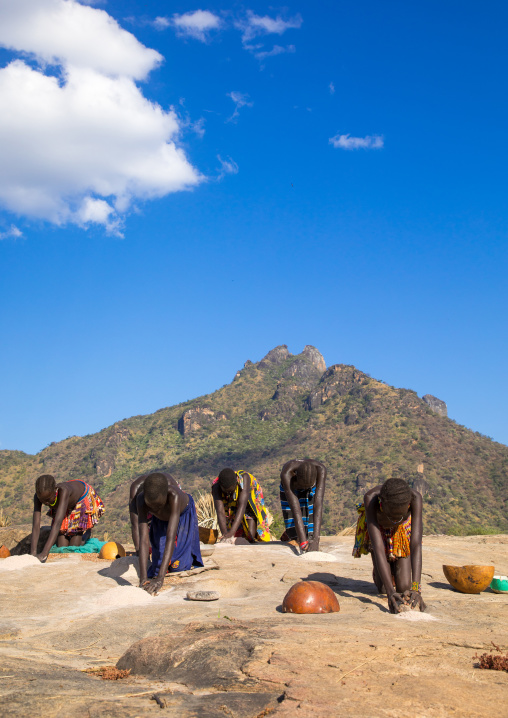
379,478 -> 411,522
294,462 -> 317,490
143,472 -> 168,510
35,474 -> 56,504
218,468 -> 238,494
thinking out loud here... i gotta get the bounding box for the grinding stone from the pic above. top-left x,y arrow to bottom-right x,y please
186,590 -> 220,601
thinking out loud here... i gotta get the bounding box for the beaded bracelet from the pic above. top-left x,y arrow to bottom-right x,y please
411,581 -> 421,593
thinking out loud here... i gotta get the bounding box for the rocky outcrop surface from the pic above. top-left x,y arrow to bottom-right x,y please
178,408 -> 227,436
301,345 -> 326,373
117,620 -> 273,687
423,394 -> 448,417
105,427 -> 130,448
259,349 -> 326,420
0,524 -> 51,554
305,365 -> 366,410
258,345 -> 290,368
94,457 -> 115,477
92,427 -> 131,477
281,356 -> 323,391
259,383 -> 302,421
356,473 -> 369,492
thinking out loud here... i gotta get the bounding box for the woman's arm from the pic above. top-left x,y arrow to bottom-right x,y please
144,491 -> 181,595
280,462 -> 307,546
408,491 -> 426,610
30,494 -> 42,555
38,487 -> 70,561
137,494 -> 149,587
212,482 -> 229,537
129,476 -> 147,555
308,463 -> 327,551
365,492 -> 403,613
223,481 -> 249,539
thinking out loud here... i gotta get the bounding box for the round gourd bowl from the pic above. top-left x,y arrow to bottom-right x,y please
490,575 -> 508,594
442,564 -> 495,594
282,580 -> 340,614
99,541 -> 126,560
199,527 -> 219,545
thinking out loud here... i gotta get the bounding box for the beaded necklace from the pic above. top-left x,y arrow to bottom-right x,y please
48,489 -> 59,508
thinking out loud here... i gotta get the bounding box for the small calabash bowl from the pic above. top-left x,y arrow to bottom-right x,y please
442,564 -> 495,594
99,541 -> 126,560
0,545 -> 11,558
282,580 -> 340,614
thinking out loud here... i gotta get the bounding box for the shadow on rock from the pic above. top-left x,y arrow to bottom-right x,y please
98,556 -> 143,587
428,581 -> 457,592
298,573 -> 388,612
0,524 -> 51,555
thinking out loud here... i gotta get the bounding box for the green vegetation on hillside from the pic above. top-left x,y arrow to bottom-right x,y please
0,345 -> 506,541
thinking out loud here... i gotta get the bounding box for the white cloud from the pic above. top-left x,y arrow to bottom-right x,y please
226,91 -> 253,122
171,10 -> 221,41
329,81 -> 335,95
153,16 -> 171,30
191,118 -> 206,138
254,44 -> 295,62
329,133 -> 384,150
217,155 -> 239,181
0,224 -> 23,240
237,11 -> 303,43
0,0 -> 203,234
0,0 -> 161,80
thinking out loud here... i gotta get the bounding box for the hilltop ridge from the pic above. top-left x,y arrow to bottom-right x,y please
0,344 -> 506,539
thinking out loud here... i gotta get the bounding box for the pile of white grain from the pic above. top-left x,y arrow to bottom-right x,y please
0,555 -> 41,571
298,551 -> 339,562
396,611 -> 437,622
91,586 -> 153,609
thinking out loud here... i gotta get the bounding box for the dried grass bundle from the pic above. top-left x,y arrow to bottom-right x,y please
195,491 -> 219,530
336,523 -> 357,536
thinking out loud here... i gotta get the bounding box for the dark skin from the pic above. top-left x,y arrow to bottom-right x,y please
212,471 -> 257,543
137,474 -> 189,596
31,480 -> 87,562
280,459 -> 326,552
129,473 -> 150,554
364,485 -> 426,614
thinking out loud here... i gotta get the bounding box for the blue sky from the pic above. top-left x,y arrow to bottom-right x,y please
0,0 -> 507,454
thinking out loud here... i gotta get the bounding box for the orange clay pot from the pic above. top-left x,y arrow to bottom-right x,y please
199,527 -> 219,545
0,545 -> 10,558
282,580 -> 340,614
442,564 -> 495,594
99,541 -> 126,560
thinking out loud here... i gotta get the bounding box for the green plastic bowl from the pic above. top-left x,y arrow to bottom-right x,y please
490,575 -> 508,593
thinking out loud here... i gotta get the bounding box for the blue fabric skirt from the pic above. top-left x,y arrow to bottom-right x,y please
280,482 -> 316,541
148,494 -> 203,577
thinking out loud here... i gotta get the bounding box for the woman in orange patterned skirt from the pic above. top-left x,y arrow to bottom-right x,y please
353,478 -> 425,613
30,474 -> 104,562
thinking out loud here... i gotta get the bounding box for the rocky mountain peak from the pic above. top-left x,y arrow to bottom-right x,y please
301,345 -> 326,373
258,345 -> 291,368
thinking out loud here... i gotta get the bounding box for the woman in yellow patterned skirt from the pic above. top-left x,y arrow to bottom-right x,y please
212,468 -> 271,543
353,478 -> 425,613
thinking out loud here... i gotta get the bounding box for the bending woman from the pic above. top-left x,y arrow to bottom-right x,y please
353,478 -> 426,613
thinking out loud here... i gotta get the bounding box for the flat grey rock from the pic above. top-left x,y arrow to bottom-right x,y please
186,590 -> 220,601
